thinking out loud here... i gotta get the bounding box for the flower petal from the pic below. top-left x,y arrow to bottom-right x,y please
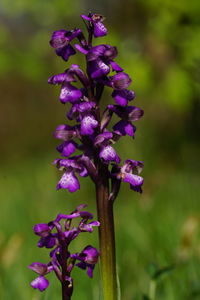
31,276 -> 49,292
99,145 -> 120,164
56,171 -> 80,192
56,141 -> 77,157
123,173 -> 143,193
87,59 -> 110,79
113,120 -> 136,137
94,22 -> 107,37
33,223 -> 51,237
56,44 -> 76,61
110,72 -> 132,90
28,262 -> 48,275
60,83 -> 82,104
112,89 -> 135,106
80,115 -> 98,135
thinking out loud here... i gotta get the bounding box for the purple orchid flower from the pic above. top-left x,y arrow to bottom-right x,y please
43,12 -> 145,299
29,205 -> 100,295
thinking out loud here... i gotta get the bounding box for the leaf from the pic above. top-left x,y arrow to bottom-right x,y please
146,263 -> 175,280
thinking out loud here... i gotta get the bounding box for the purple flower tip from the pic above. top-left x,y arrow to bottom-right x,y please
31,276 -> 49,292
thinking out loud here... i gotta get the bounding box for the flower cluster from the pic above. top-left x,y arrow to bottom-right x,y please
49,13 -> 144,197
28,204 -> 99,295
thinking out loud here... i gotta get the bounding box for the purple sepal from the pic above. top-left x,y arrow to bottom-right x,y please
54,124 -> 78,141
87,59 -> 110,79
56,141 -> 77,157
38,236 -> 56,248
122,159 -> 144,174
81,246 -> 99,264
94,131 -> 113,146
112,89 -> 135,106
48,72 -> 69,85
70,64 -> 89,86
119,160 -> 144,193
28,262 -> 48,275
91,14 -> 107,37
31,276 -> 49,292
113,120 -> 136,137
74,245 -> 99,278
74,43 -> 89,55
50,30 -> 69,48
79,221 -> 100,232
50,29 -> 81,61
108,105 -> 143,121
81,14 -> 107,38
110,60 -> 123,72
99,145 -> 120,164
110,72 -> 132,90
33,224 -> 51,237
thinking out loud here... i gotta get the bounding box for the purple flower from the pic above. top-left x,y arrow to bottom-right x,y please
80,114 -> 98,135
87,59 -> 110,79
86,44 -> 122,79
108,105 -> 144,121
29,205 -> 99,294
56,141 -> 78,157
111,89 -> 135,106
81,14 -> 107,37
113,120 -> 136,137
99,145 -> 120,164
119,160 -> 144,193
54,157 -> 88,192
73,245 -> 99,278
56,171 -> 80,192
110,72 -> 132,90
33,223 -> 51,237
54,124 -> 79,141
60,82 -> 82,104
50,29 -> 81,61
30,275 -> 49,291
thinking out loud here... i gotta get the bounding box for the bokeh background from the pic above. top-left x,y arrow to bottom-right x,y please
0,0 -> 200,299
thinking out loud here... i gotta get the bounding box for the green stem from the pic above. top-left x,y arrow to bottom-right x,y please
95,163 -> 118,300
149,280 -> 156,300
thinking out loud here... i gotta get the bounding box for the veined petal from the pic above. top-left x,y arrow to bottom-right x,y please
94,21 -> 107,37
80,115 -> 98,135
99,145 -> 120,164
54,124 -> 78,141
56,171 -> 80,192
28,263 -> 48,275
60,83 -> 82,104
50,30 -> 69,48
110,72 -> 132,90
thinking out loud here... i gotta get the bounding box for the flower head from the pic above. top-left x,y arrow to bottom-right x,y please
48,13 -> 144,197
29,205 -> 100,293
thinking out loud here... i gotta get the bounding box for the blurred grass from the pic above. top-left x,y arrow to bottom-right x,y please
0,152 -> 200,299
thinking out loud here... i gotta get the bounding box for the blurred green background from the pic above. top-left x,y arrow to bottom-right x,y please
0,0 -> 200,299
